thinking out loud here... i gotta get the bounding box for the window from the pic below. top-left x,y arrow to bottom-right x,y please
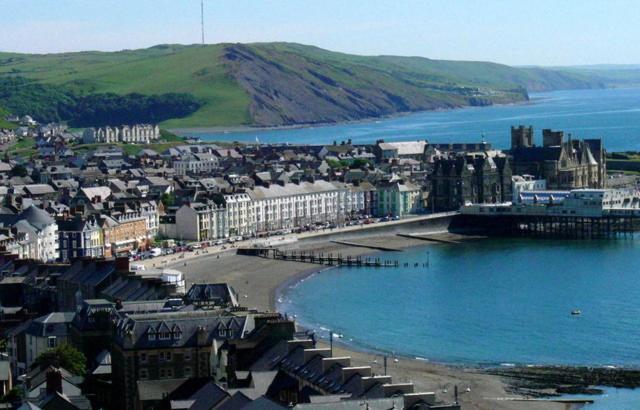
184,351 -> 192,361
159,352 -> 165,361
159,368 -> 166,378
139,369 -> 148,380
47,337 -> 57,349
148,332 -> 156,341
184,367 -> 192,377
140,353 -> 147,363
166,368 -> 174,378
165,352 -> 172,362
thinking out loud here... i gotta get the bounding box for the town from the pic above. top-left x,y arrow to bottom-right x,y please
0,113 -> 636,410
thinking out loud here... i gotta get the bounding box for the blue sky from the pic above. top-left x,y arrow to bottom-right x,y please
1,0 -> 638,66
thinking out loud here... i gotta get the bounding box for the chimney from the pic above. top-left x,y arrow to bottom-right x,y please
46,368 -> 63,395
115,256 -> 130,273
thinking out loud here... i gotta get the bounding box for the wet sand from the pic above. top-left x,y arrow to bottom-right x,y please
157,233 -> 571,410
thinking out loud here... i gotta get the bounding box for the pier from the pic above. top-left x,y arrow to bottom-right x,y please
237,247 -> 400,267
459,189 -> 640,239
456,214 -> 640,239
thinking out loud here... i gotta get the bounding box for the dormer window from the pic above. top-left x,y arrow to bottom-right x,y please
148,331 -> 156,341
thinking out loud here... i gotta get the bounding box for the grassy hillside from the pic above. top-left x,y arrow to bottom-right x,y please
0,106 -> 16,129
0,43 -> 610,128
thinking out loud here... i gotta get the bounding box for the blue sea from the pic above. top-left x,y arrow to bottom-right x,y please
184,87 -> 640,152
193,88 -> 640,408
279,238 -> 640,408
279,238 -> 640,367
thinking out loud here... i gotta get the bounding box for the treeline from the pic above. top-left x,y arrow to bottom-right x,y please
0,77 -> 201,126
59,93 -> 201,127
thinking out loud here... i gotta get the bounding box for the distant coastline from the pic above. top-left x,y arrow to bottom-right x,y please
169,98 -> 539,138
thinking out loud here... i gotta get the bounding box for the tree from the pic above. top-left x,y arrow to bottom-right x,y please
33,343 -> 87,376
161,192 -> 176,207
9,164 -> 27,177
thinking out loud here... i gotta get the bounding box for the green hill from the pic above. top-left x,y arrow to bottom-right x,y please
0,43 -> 611,128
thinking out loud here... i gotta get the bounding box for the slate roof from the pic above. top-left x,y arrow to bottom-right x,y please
247,180 -> 340,200
165,378 -> 230,410
20,206 -> 56,230
137,378 -> 187,402
185,283 -> 238,307
511,146 -> 562,162
114,310 -> 249,350
26,312 -> 75,337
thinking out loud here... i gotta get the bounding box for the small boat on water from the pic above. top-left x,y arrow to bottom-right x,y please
571,309 -> 582,315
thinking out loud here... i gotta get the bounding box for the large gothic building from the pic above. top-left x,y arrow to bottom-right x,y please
509,125 -> 606,190
430,151 -> 512,211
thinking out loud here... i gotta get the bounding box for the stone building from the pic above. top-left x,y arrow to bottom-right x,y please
111,309 -> 285,410
510,125 -> 606,190
431,151 -> 512,211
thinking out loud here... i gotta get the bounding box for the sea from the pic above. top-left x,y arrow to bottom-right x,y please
188,88 -> 640,408
185,87 -> 640,152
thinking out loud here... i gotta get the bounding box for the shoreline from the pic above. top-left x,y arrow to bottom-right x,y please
157,231 -> 637,409
168,98 -> 537,137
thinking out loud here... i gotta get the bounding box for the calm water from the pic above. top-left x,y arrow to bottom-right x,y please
279,238 -> 640,367
186,88 -> 640,151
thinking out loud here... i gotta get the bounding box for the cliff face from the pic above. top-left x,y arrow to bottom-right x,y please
223,43 -> 530,126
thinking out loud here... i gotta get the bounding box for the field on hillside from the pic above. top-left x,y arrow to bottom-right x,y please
0,43 -> 632,128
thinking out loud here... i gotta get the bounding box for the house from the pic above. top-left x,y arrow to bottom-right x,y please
376,179 -> 423,217
24,312 -> 75,369
22,366 -> 90,409
375,140 -> 428,161
0,206 -> 59,262
184,283 -> 239,308
57,216 -> 104,261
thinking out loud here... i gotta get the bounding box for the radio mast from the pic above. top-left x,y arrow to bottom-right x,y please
201,0 -> 205,46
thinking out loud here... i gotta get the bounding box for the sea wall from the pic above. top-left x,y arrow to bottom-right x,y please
298,214 -> 456,246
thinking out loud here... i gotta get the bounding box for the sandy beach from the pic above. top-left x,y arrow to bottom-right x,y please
142,232 -> 576,410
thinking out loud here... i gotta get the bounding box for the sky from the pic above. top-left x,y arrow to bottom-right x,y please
1,0 -> 639,66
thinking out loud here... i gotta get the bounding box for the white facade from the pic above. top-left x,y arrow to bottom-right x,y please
172,181 -> 369,241
83,124 -> 160,144
463,188 -> 640,218
512,176 -> 547,203
175,202 -> 228,242
172,154 -> 218,176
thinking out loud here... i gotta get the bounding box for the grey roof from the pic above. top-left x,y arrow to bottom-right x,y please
26,312 -> 75,337
166,378 -> 229,409
114,310 -> 249,350
247,180 -> 341,201
137,378 -> 187,401
242,396 -> 286,410
217,392 -> 252,410
20,205 -> 56,230
295,397 -> 404,409
185,283 -> 238,307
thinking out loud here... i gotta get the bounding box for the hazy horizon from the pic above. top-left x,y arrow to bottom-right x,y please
2,0 -> 640,67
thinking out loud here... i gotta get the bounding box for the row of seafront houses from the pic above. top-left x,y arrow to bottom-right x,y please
166,178 -> 423,242
0,178 -> 422,263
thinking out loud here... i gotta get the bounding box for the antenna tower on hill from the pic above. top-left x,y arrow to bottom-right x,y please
201,0 -> 205,46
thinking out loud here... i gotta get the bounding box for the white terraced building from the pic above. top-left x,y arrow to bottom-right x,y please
83,124 -> 160,144
246,180 -> 362,233
173,181 -> 368,241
